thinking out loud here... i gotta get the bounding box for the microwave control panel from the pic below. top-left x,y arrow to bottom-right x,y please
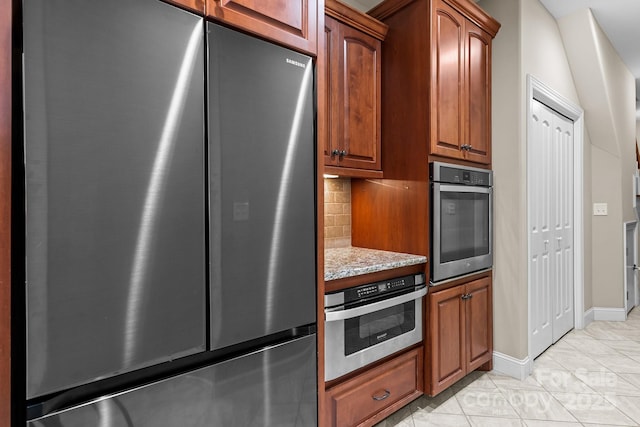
342,273 -> 426,305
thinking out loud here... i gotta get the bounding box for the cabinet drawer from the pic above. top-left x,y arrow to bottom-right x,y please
325,348 -> 422,427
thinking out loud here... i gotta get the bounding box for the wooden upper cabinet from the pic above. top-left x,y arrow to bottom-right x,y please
206,0 -> 318,55
430,0 -> 496,165
431,1 -> 465,161
465,21 -> 492,164
164,0 -> 205,14
322,0 -> 387,178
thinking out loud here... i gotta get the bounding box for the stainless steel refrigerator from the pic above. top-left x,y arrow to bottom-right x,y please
22,0 -> 317,425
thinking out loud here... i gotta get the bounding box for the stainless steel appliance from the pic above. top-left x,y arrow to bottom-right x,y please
207,22 -> 316,351
430,161 -> 493,283
22,0 -> 316,424
324,274 -> 427,381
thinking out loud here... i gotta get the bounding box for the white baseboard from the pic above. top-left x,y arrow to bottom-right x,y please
592,307 -> 626,322
583,307 -> 595,327
492,352 -> 532,380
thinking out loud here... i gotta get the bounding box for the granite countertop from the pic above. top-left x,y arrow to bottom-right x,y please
325,247 -> 427,281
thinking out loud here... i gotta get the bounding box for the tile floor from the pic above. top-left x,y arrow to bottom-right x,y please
376,307 -> 640,426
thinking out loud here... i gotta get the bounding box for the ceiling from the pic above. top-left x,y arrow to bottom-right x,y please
538,0 -> 640,107
343,0 -> 640,110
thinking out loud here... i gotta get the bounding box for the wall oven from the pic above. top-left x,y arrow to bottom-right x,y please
430,162 -> 493,283
324,273 -> 427,381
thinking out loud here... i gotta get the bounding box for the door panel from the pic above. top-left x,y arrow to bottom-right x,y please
24,0 -> 206,398
529,99 -> 574,358
339,26 -> 379,168
207,24 -> 316,350
29,335 -> 317,427
465,22 -> 491,164
530,101 -> 553,358
430,285 -> 465,389
206,0 -> 318,55
322,17 -> 339,162
465,278 -> 492,371
551,108 -> 574,342
431,2 -> 464,158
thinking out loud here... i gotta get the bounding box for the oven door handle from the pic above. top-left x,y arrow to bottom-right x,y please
437,183 -> 492,194
324,286 -> 428,322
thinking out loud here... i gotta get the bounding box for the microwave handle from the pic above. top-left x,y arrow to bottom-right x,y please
325,286 -> 428,322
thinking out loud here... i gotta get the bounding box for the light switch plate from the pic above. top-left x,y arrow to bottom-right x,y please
593,203 -> 608,216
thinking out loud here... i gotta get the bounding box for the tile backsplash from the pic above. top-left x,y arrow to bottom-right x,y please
324,178 -> 351,248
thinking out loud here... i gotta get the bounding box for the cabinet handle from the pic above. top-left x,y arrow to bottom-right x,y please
372,389 -> 391,401
461,293 -> 472,300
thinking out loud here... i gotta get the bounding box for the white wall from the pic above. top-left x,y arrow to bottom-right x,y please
480,0 -> 593,360
558,9 -> 636,308
483,0 -> 637,367
591,145 -> 624,307
481,0 -> 526,359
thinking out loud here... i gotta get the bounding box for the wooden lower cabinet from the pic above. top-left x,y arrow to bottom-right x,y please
325,347 -> 423,427
427,275 -> 492,396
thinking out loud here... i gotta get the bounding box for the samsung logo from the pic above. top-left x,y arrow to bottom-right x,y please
286,58 -> 306,69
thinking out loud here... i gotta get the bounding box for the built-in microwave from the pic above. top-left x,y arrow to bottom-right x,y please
324,273 -> 427,381
430,162 -> 493,283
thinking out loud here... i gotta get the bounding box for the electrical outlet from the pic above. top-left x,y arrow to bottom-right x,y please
593,203 -> 608,216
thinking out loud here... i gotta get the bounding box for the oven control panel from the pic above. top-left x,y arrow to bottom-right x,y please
430,161 -> 493,187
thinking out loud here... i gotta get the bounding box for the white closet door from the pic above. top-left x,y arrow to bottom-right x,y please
551,105 -> 574,342
530,99 -> 574,359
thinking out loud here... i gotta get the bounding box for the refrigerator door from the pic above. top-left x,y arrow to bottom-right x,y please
24,0 -> 206,398
208,24 -> 316,350
28,335 -> 317,427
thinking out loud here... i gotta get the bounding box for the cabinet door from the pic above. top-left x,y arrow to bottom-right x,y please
430,0 -> 465,160
164,0 -> 204,14
337,24 -> 381,171
323,16 -> 341,165
465,277 -> 493,371
429,284 -> 466,395
324,17 -> 382,172
464,21 -> 492,164
206,0 -> 318,55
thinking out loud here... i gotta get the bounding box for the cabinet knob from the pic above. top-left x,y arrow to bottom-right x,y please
331,149 -> 340,157
339,150 -> 347,157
